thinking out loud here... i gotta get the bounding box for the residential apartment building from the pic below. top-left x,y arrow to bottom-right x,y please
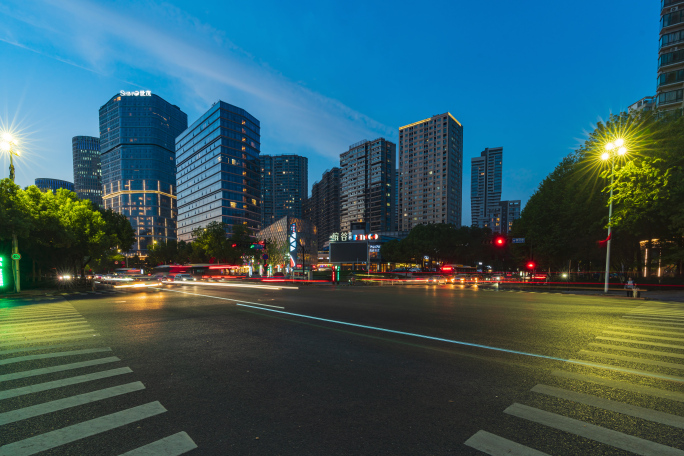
628,96 -> 655,113
398,113 -> 463,231
100,91 -> 188,254
305,167 -> 341,247
485,200 -> 521,235
471,147 -> 503,228
72,136 -> 102,206
260,154 -> 308,228
176,101 -> 261,241
658,1 -> 684,111
340,138 -> 395,233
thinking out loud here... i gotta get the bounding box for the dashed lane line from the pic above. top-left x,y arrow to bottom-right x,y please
0,356 -> 120,382
0,401 -> 167,456
463,430 -> 550,456
0,381 -> 145,425
531,384 -> 684,430
504,403 -> 684,456
118,431 -> 198,456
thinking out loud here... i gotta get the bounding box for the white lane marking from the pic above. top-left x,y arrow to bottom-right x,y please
531,384 -> 684,430
612,321 -> 684,331
1,323 -> 91,337
595,336 -> 684,350
0,307 -> 79,315
0,333 -> 100,348
0,319 -> 87,330
463,430 -> 550,456
0,348 -> 112,366
0,315 -> 85,324
504,403 -> 684,456
3,328 -> 95,341
601,330 -> 684,342
118,431 -> 198,456
622,317 -> 684,326
552,370 -> 684,402
588,343 -> 684,360
0,306 -> 76,315
579,350 -> 684,370
0,401 -> 167,456
625,314 -> 684,321
0,356 -> 120,382
0,381 -> 145,425
0,343 -> 89,356
157,287 -> 285,309
567,357 -> 684,382
606,326 -> 684,336
0,367 -> 133,400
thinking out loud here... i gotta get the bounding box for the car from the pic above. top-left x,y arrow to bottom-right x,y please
173,273 -> 196,282
426,275 -> 447,285
273,271 -> 285,277
408,267 -> 421,272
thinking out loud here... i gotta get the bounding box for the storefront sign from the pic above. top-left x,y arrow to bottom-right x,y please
289,223 -> 297,267
330,232 -> 379,241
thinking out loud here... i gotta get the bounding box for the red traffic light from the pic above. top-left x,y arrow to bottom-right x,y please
232,243 -> 237,248
527,262 -> 535,269
494,236 -> 506,247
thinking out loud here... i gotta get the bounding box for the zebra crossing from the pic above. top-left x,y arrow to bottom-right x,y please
464,302 -> 684,455
0,301 -> 197,455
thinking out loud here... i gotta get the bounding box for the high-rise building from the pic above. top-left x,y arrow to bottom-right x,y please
340,138 -> 395,233
305,167 -> 341,247
471,147 -> 503,228
100,91 -> 187,255
657,2 -> 684,111
398,113 -> 463,230
176,101 -> 261,241
72,136 -> 102,206
260,154 -> 308,227
485,200 -> 521,235
628,96 -> 655,113
35,178 -> 74,194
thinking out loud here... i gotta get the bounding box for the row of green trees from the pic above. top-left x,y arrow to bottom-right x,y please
0,179 -> 135,284
511,110 -> 684,277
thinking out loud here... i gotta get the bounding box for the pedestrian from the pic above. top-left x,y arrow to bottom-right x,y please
625,277 -> 634,297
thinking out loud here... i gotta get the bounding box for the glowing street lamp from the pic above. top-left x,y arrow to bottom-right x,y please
601,138 -> 628,294
1,132 -> 21,292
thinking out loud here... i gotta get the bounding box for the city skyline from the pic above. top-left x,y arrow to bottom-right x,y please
0,0 -> 658,224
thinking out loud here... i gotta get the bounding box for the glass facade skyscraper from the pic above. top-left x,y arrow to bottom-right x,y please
72,136 -> 102,206
260,154 -> 308,228
99,92 -> 188,255
176,101 -> 261,242
35,178 -> 74,194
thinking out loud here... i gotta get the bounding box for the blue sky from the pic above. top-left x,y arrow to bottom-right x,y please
0,0 -> 658,223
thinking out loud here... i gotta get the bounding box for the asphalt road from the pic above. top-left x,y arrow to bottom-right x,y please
1,283 -> 684,455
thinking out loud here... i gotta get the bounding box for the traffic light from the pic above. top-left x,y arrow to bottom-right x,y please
494,236 -> 506,247
231,243 -> 237,248
526,261 -> 535,269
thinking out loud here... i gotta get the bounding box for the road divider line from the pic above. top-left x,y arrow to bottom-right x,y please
579,350 -> 684,370
595,337 -> 684,350
0,319 -> 88,330
588,343 -> 684,359
0,333 -> 100,348
0,381 -> 145,425
233,304 -> 683,381
463,430 -> 550,456
0,401 -> 167,456
157,288 -> 285,309
3,328 -> 96,341
1,323 -> 92,337
0,356 -> 120,382
551,370 -> 684,402
601,331 -> 684,342
606,326 -> 684,337
0,367 -> 133,400
119,431 -> 198,456
504,403 -> 684,456
531,384 -> 684,430
0,348 -> 111,366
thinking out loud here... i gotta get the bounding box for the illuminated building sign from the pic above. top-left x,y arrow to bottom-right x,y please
289,223 -> 297,268
329,233 -> 379,242
0,255 -> 5,289
120,90 -> 152,97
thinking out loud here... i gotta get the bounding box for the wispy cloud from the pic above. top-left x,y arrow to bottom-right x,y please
3,0 -> 394,159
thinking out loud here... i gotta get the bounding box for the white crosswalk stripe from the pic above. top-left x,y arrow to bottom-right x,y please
463,304 -> 684,455
0,301 -> 197,455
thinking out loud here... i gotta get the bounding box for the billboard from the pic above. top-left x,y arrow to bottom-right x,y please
330,242 -> 368,263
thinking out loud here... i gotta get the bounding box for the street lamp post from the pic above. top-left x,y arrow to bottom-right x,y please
1,133 -> 21,292
601,138 -> 627,294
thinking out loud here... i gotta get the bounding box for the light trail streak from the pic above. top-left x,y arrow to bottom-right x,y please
155,288 -> 285,309
167,281 -> 298,291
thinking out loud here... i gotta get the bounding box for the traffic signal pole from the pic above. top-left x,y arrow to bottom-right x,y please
12,233 -> 20,292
